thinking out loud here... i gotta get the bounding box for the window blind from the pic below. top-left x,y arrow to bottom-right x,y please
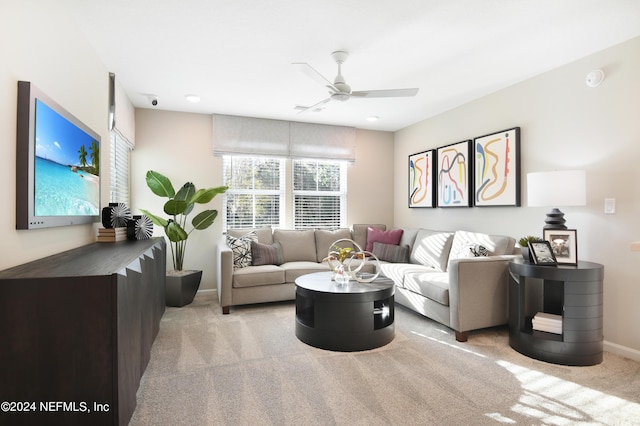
109,129 -> 133,205
293,159 -> 347,229
222,156 -> 286,230
108,73 -> 135,205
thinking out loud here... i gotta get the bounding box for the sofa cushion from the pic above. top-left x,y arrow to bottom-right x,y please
378,263 -> 436,288
404,272 -> 450,306
449,231 -> 515,262
351,224 -> 386,252
409,229 -> 454,272
227,227 -> 273,244
398,228 -> 420,252
366,227 -> 403,252
372,242 -> 410,263
232,265 -> 285,288
280,261 -> 329,283
315,228 -> 353,262
226,231 -> 258,269
273,229 -> 317,262
251,241 -> 284,266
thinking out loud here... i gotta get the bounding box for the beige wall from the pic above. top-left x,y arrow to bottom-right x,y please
394,36 -> 640,357
0,2 -> 109,271
131,110 -> 395,291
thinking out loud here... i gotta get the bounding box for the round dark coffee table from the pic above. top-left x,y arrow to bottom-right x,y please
295,271 -> 395,351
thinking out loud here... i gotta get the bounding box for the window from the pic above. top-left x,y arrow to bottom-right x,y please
222,156 -> 348,230
293,159 -> 347,229
109,130 -> 133,204
222,156 -> 285,229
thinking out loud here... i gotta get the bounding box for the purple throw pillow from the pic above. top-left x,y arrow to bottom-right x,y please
366,227 -> 403,252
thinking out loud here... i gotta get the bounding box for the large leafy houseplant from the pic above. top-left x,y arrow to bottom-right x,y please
140,170 -> 227,271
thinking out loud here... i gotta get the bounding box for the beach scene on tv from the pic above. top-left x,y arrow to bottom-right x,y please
34,99 -> 100,217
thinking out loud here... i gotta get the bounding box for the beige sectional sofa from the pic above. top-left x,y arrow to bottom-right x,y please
216,224 -> 516,341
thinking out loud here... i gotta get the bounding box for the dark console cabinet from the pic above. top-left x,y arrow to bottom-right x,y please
0,238 -> 166,425
508,258 -> 604,366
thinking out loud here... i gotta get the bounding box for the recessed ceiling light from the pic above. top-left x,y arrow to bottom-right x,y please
366,115 -> 379,122
185,94 -> 200,103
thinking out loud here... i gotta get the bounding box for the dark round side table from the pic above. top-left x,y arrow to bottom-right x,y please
508,258 -> 604,365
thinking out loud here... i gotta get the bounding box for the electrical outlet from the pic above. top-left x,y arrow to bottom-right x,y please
604,198 -> 616,214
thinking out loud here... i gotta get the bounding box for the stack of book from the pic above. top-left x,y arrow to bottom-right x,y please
532,312 -> 563,334
97,227 -> 127,242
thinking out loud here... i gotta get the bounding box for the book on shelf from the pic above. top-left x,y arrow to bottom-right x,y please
532,312 -> 562,334
96,234 -> 128,242
98,227 -> 127,235
96,227 -> 128,242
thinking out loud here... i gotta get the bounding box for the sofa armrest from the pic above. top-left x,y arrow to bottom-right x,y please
216,239 -> 234,314
447,255 -> 517,335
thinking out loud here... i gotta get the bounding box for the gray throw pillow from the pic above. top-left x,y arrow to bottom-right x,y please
251,241 -> 284,266
372,242 -> 410,263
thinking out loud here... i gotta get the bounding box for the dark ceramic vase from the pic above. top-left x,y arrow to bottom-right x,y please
165,270 -> 202,307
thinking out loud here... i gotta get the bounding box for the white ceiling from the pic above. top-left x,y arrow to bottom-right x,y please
64,0 -> 640,132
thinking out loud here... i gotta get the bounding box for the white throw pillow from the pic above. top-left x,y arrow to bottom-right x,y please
226,231 -> 258,269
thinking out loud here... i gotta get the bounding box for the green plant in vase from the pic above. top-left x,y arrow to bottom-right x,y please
518,235 -> 544,262
141,170 -> 228,271
140,170 -> 228,306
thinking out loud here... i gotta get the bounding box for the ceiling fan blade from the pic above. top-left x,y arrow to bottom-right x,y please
295,97 -> 332,114
292,62 -> 338,92
350,88 -> 419,98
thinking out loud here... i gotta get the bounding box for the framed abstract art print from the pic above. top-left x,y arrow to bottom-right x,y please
437,140 -> 472,207
409,150 -> 436,208
473,127 -> 520,207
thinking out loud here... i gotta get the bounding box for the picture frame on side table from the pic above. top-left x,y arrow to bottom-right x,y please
473,127 -> 521,207
409,150 -> 436,208
529,240 -> 558,266
437,140 -> 472,207
544,229 -> 577,265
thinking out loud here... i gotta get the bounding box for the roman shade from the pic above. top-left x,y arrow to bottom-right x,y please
109,73 -> 135,146
212,113 -> 356,161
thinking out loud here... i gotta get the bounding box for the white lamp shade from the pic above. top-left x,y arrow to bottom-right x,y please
527,170 -> 586,207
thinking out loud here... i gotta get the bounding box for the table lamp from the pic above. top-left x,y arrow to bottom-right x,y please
527,170 -> 586,229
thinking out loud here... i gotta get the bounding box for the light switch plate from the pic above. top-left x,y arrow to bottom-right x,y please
604,198 -> 616,214
632,242 -> 640,252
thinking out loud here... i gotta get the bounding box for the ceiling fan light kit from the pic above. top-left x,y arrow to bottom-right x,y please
293,50 -> 419,114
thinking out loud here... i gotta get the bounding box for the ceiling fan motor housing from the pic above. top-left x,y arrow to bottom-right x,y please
331,92 -> 350,102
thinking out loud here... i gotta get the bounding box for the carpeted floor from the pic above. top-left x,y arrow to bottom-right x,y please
130,294 -> 640,425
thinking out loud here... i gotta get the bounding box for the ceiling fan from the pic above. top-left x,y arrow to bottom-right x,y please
292,51 -> 419,113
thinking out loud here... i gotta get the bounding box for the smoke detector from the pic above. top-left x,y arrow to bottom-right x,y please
585,69 -> 605,88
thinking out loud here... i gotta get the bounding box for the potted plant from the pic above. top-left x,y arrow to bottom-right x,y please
518,235 -> 544,262
141,170 -> 227,307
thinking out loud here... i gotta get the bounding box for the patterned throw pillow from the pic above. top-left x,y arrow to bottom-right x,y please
226,231 -> 258,269
251,241 -> 284,266
456,243 -> 489,258
372,242 -> 410,263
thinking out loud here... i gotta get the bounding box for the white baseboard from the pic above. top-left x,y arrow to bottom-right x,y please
197,288 -> 217,297
604,340 -> 640,362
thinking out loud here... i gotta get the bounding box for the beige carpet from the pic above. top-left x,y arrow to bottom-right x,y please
130,294 -> 640,425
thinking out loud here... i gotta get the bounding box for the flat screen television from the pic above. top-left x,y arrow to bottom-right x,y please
16,81 -> 101,229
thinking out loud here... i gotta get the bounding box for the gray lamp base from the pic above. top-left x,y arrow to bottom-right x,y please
544,208 -> 567,229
